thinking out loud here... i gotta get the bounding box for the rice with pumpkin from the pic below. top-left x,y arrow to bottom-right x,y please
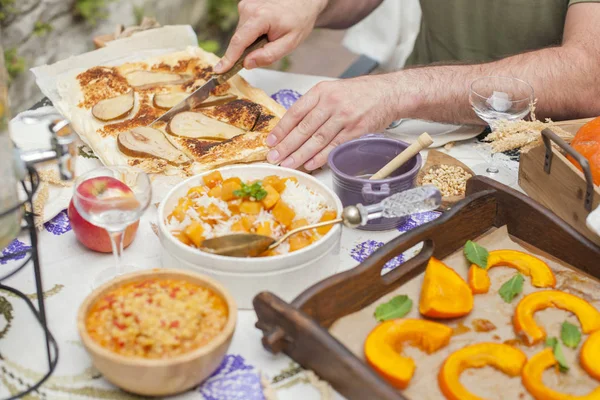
86,278 -> 228,358
166,172 -> 337,256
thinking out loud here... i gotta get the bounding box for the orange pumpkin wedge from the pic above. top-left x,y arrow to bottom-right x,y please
514,290 -> 600,345
364,319 -> 452,389
522,348 -> 600,400
439,343 -> 527,400
419,257 -> 474,319
581,330 -> 600,382
468,250 -> 556,294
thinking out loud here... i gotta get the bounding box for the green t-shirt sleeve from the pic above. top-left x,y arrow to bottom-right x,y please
569,0 -> 600,5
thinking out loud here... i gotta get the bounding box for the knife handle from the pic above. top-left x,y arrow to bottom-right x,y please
216,35 -> 269,84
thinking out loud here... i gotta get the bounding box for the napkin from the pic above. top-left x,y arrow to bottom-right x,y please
588,204 -> 600,237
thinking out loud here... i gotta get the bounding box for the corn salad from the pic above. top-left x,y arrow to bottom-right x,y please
86,279 -> 228,359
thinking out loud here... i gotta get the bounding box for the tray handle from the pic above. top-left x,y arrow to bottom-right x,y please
541,128 -> 594,211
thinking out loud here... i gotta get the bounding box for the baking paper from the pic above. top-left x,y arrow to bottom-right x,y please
329,226 -> 600,400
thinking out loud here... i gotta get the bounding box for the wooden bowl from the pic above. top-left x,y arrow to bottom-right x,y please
77,269 -> 237,396
416,149 -> 475,209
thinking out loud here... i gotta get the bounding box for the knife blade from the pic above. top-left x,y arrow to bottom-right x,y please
149,35 -> 269,128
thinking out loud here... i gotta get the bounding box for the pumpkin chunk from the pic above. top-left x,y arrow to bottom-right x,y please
261,184 -> 280,210
240,201 -> 262,215
262,175 -> 286,193
203,171 -> 223,189
439,343 -> 527,400
514,290 -> 600,345
256,221 -> 272,237
468,250 -> 556,294
221,180 -> 242,202
272,200 -> 295,228
208,186 -> 222,199
522,348 -> 600,400
419,257 -> 473,319
184,221 -> 204,248
317,210 -> 338,235
365,319 -> 452,389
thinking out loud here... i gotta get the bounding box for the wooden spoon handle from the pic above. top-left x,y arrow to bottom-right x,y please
370,132 -> 433,180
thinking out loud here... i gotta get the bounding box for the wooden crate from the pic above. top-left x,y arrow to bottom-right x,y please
253,177 -> 600,400
519,128 -> 600,246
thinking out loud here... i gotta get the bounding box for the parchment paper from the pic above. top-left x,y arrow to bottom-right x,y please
31,25 -> 198,109
329,226 -> 600,400
24,26 -> 200,209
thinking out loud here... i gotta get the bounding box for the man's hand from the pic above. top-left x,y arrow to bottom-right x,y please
266,75 -> 402,171
214,0 -> 327,73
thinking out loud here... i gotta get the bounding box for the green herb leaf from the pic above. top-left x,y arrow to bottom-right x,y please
78,145 -> 98,159
545,337 -> 569,373
464,240 -> 489,269
233,182 -> 267,201
561,321 -> 581,349
498,274 -> 525,303
374,295 -> 412,322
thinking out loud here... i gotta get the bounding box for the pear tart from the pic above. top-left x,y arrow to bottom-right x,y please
58,47 -> 286,176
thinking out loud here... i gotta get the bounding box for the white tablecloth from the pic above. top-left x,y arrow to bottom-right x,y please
0,70 -> 519,400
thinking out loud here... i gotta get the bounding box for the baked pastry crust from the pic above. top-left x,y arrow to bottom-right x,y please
57,47 -> 286,176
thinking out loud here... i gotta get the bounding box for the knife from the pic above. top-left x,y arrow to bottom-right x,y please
149,35 -> 269,127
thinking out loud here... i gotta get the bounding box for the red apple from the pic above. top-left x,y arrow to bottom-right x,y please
68,176 -> 139,253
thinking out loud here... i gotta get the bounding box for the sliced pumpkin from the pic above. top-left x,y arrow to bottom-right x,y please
514,290 -> 600,345
439,343 -> 527,400
419,257 -> 474,319
522,348 -> 600,400
468,250 -> 556,294
365,319 -> 452,390
581,330 -> 600,381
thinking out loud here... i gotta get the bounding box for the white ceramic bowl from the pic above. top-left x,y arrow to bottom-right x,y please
157,164 -> 343,309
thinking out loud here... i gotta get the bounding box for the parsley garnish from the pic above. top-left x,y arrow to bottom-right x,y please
233,181 -> 268,201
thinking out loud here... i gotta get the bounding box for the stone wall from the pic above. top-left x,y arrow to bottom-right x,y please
1,0 -> 208,113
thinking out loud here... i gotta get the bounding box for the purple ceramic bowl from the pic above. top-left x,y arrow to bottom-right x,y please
328,136 -> 422,231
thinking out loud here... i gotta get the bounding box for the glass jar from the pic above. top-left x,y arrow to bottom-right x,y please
0,43 -> 22,249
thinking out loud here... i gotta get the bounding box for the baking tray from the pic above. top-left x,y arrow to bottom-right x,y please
253,176 -> 600,400
519,128 -> 600,246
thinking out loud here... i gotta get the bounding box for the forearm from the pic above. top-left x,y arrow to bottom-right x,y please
391,45 -> 600,124
316,0 -> 384,29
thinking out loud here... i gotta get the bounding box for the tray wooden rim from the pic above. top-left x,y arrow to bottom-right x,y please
254,176 -> 600,400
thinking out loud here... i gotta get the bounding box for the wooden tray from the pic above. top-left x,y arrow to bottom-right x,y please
253,176 -> 600,400
519,128 -> 600,246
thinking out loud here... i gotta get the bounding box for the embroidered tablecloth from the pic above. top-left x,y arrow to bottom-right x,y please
0,70 -> 518,400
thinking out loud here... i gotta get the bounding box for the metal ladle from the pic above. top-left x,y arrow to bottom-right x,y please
200,185 -> 442,257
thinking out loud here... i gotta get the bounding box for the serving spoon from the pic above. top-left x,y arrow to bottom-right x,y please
200,185 -> 442,257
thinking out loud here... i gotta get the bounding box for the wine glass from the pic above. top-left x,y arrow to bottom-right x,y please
73,167 -> 152,287
469,76 -> 534,186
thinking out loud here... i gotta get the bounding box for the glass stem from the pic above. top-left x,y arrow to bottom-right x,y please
486,152 -> 500,174
108,230 -> 126,276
